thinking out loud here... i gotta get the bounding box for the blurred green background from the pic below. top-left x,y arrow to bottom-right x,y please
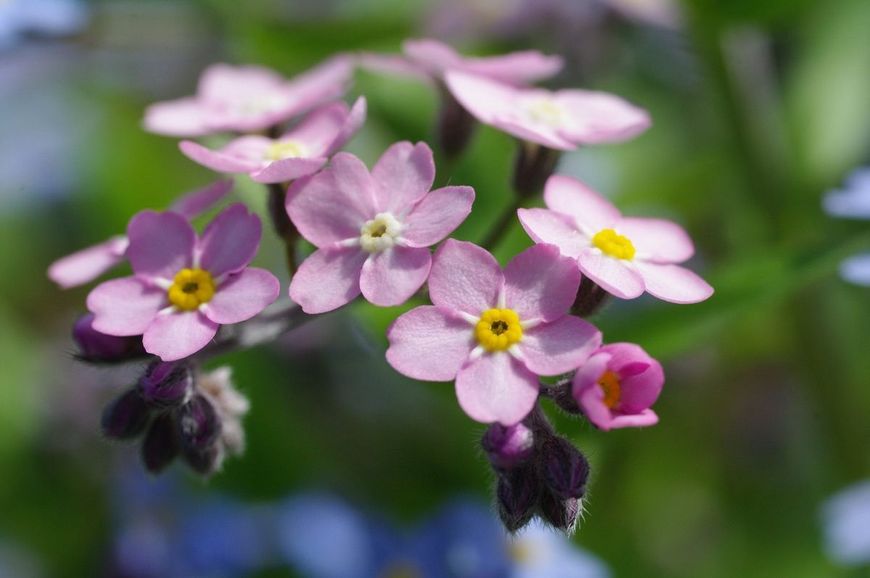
2,0 -> 870,576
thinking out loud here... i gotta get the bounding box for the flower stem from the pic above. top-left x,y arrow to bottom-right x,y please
479,197 -> 523,251
266,182 -> 299,275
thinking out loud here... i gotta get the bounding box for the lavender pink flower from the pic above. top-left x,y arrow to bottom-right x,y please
444,70 -> 650,150
286,142 -> 474,313
572,343 -> 663,430
518,175 -> 713,303
86,204 -> 280,361
48,179 -> 233,289
144,57 -> 353,137
386,240 -> 601,425
179,98 -> 366,184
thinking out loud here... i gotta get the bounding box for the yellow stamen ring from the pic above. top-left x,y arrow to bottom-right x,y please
167,268 -> 216,311
592,228 -> 636,260
475,308 -> 523,352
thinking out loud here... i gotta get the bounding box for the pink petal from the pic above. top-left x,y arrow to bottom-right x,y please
570,352 -> 612,403
492,117 -> 577,151
386,305 -> 474,381
143,311 -> 219,361
285,97 -> 367,158
281,55 -> 354,117
554,89 -> 651,144
327,96 -> 367,155
357,52 -> 433,83
198,63 -> 287,105
169,179 -> 233,220
455,353 -> 539,425
402,38 -> 462,74
359,247 -> 431,307
143,97 -> 209,137
577,251 -> 644,299
517,208 -> 588,259
443,70 -> 517,126
198,204 -> 262,277
634,262 -> 714,304
460,51 -> 564,84
285,152 -> 377,247
608,410 -> 659,429
48,236 -> 128,289
518,316 -> 601,376
288,246 -> 367,314
371,141 -> 436,214
126,211 -> 195,281
251,157 -> 327,184
428,240 -> 502,316
543,175 -> 621,231
202,267 -> 281,325
617,217 -> 694,264
598,343 -> 663,413
401,186 -> 475,248
179,140 -> 263,174
86,276 -> 165,336
503,244 -> 580,322
576,378 -> 614,430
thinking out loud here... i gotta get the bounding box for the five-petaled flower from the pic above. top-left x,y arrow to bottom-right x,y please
286,141 -> 475,313
519,175 -> 713,303
572,343 -> 664,431
86,204 -> 280,361
143,57 -> 353,137
387,240 -> 601,425
179,98 -> 367,184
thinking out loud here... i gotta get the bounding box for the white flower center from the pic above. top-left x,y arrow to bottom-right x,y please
525,97 -> 565,127
359,212 -> 402,253
265,139 -> 307,161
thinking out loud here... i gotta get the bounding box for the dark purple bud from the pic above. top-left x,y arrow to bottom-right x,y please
178,394 -> 221,452
73,313 -> 144,363
482,422 -> 535,470
141,413 -> 180,474
512,142 -> 561,198
137,361 -> 192,409
101,388 -> 151,440
539,437 -> 589,500
182,443 -> 222,476
496,465 -> 540,533
570,276 -> 610,318
538,490 -> 580,534
437,87 -> 477,159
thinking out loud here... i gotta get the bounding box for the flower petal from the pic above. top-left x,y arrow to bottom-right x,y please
285,97 -> 366,158
198,203 -> 262,277
169,179 -> 234,220
402,38 -> 462,74
386,305 -> 474,381
428,240 -> 502,316
360,247 -> 431,307
126,210 -> 195,280
608,410 -> 659,429
576,380 -> 614,430
543,175 -> 621,231
203,268 -> 280,325
598,343 -> 663,413
251,157 -> 327,184
401,186 -> 475,248
617,217 -> 694,264
371,141 -> 436,214
577,251 -> 645,299
48,236 -> 128,289
634,262 -> 713,304
87,276 -> 165,336
461,51 -> 564,84
504,244 -> 580,322
443,70 -> 517,125
179,140 -> 263,174
554,89 -> 651,144
455,353 -> 539,425
143,311 -> 219,361
288,246 -> 367,314
518,316 -> 601,376
517,208 -> 588,258
840,253 -> 870,286
143,97 -> 209,137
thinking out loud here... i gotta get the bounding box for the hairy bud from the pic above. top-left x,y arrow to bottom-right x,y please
141,413 -> 180,474
497,466 -> 541,533
538,490 -> 580,534
101,388 -> 151,440
539,437 -> 589,500
73,313 -> 144,362
138,361 -> 193,409
178,394 -> 222,475
437,88 -> 477,159
482,422 -> 535,471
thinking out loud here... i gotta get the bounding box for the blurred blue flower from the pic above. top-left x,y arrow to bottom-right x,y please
823,167 -> 870,286
0,0 -> 87,50
508,519 -> 610,578
821,480 -> 870,567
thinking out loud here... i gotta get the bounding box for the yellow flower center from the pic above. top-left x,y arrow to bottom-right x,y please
265,139 -> 306,161
598,370 -> 622,408
167,268 -> 216,311
475,308 -> 523,352
592,228 -> 636,260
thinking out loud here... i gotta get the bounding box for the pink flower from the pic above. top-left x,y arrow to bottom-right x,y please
86,204 -> 280,361
143,57 -> 353,137
572,343 -> 663,430
286,142 -> 474,313
444,70 -> 650,150
518,175 -> 713,303
48,179 -> 233,289
179,98 -> 366,184
386,240 -> 601,425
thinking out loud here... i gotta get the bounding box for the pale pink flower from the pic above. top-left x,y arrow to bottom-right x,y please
444,70 -> 650,150
387,240 -> 601,425
286,142 -> 474,313
47,179 -> 232,289
518,175 -> 713,303
86,204 -> 280,361
179,98 -> 366,184
572,343 -> 663,430
143,57 -> 353,137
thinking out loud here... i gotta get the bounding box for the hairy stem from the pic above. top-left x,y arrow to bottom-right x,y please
479,197 -> 523,250
267,182 -> 299,275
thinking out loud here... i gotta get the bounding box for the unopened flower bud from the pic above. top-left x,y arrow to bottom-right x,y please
482,423 -> 535,471
512,142 -> 561,198
101,388 -> 151,440
539,437 -> 589,500
178,394 -> 222,475
141,414 -> 180,474
437,88 -> 477,159
73,313 -> 144,362
137,361 -> 192,409
497,465 -> 541,533
538,490 -> 580,534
